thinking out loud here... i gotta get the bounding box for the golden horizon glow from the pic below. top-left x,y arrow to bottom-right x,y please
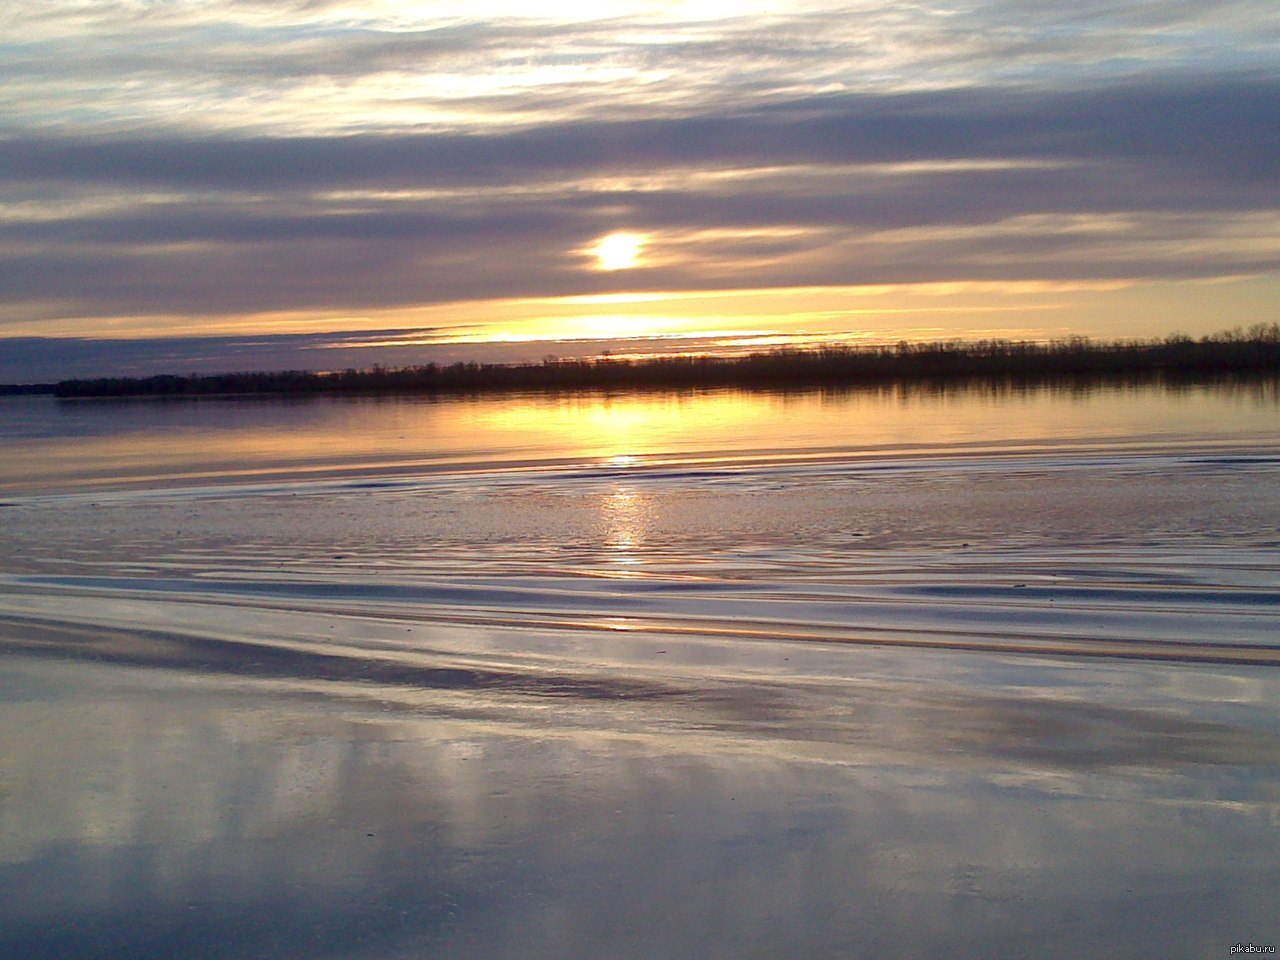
9,276 -> 1280,359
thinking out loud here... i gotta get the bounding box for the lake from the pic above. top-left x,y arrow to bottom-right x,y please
2,380 -> 1278,959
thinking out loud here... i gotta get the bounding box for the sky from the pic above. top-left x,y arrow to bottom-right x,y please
1,0 -> 1278,380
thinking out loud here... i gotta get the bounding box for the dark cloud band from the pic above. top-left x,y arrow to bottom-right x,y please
2,75 -> 1276,190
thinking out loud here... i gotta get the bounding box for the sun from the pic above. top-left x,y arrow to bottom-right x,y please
590,232 -> 646,271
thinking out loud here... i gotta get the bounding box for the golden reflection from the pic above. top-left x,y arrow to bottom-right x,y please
6,382 -> 1277,495
472,390 -> 775,464
601,486 -> 648,565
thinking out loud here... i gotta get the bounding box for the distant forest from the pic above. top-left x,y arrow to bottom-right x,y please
38,324 -> 1280,398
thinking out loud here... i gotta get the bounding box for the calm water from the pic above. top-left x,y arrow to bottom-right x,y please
2,378 -> 1277,491
1,381 -> 1278,959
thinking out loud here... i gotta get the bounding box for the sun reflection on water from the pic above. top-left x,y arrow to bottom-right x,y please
5,382 -> 1277,495
600,486 -> 648,569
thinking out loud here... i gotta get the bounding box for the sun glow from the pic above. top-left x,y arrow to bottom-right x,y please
590,232 -> 646,271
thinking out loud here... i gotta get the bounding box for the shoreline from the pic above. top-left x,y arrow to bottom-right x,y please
26,327 -> 1280,399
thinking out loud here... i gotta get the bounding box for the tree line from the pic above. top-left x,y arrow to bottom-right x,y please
48,324 -> 1280,398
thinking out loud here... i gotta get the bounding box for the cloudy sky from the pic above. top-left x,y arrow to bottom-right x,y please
2,0 -> 1278,379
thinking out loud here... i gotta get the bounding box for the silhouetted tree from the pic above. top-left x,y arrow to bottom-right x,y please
46,327 -> 1280,399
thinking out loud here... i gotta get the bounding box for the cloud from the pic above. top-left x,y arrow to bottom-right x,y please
4,1 -> 1277,137
0,74 -> 1276,326
0,328 -> 793,381
0,330 -> 450,382
4,74 -> 1277,189
0,1 -> 1278,378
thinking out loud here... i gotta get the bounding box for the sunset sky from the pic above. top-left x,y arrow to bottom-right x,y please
2,0 -> 1278,380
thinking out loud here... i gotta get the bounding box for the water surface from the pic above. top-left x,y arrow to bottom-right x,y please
3,378 -> 1276,491
1,381 -> 1278,959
